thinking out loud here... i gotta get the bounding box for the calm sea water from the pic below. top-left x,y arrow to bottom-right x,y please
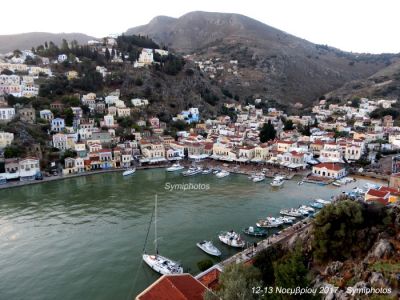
0,169 -> 378,299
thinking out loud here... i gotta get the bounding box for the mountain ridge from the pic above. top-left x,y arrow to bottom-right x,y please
0,32 -> 96,54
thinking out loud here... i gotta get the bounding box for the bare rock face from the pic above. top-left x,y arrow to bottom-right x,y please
369,239 -> 394,260
324,261 -> 344,276
369,272 -> 389,288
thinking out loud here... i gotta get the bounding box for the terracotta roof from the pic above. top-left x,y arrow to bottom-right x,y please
379,186 -> 400,194
197,268 -> 221,290
366,197 -> 388,205
366,189 -> 390,198
136,274 -> 207,300
314,163 -> 344,171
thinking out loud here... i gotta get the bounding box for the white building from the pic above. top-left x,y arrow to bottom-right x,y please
39,109 -> 54,121
0,131 -> 14,148
0,107 -> 16,123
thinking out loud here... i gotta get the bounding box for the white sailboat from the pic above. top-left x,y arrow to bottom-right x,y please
142,195 -> 183,275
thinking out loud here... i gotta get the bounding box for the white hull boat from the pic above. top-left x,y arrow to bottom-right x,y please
270,176 -> 284,187
202,168 -> 213,175
299,205 -> 315,213
280,208 -> 302,217
216,170 -> 230,178
122,168 -> 136,176
253,175 -> 265,183
182,167 -> 203,176
315,198 -> 331,205
166,164 -> 184,172
218,231 -> 245,248
196,240 -> 221,257
142,195 -> 183,275
256,219 -> 282,228
142,254 -> 183,275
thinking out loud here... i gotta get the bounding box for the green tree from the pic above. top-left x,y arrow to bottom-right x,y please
63,108 -> 74,127
273,247 -> 315,300
283,119 -> 294,131
204,263 -> 261,300
313,200 -> 364,261
259,120 -> 276,143
253,244 -> 284,285
4,145 -> 22,158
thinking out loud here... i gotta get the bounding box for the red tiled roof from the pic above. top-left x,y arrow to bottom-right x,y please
197,268 -> 221,290
136,274 -> 207,300
366,197 -> 388,205
314,163 -> 344,171
366,189 -> 390,198
379,186 -> 400,195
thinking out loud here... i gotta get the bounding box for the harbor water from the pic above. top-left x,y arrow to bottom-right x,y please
0,169 -> 380,299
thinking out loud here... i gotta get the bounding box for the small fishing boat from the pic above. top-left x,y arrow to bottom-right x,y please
252,175 -> 265,183
166,163 -> 184,172
278,216 -> 295,224
243,226 -> 268,237
299,205 -> 315,212
256,218 -> 282,228
213,168 -> 221,174
218,231 -> 245,248
182,166 -> 203,176
270,176 -> 284,187
196,240 -> 221,257
310,201 -> 324,209
216,170 -> 230,178
280,208 -> 302,217
122,168 -> 136,176
315,198 -> 331,205
202,168 -> 213,175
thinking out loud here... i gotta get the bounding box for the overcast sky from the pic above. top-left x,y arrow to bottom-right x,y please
1,0 -> 398,54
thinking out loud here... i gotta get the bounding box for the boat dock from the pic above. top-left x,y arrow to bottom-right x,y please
210,218 -> 312,270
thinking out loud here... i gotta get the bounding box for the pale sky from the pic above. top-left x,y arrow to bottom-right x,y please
1,0 -> 399,54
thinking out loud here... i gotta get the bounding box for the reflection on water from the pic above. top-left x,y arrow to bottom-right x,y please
0,169 -> 378,300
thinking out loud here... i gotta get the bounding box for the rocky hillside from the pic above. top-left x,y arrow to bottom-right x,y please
326,58 -> 400,101
127,11 -> 399,106
0,32 -> 95,54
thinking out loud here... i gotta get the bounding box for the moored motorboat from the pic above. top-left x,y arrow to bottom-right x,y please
256,218 -> 282,228
279,216 -> 295,224
196,240 -> 221,257
243,226 -> 268,237
310,201 -> 324,209
166,163 -> 184,172
280,208 -> 302,217
182,166 -> 203,176
218,231 -> 245,248
202,168 -> 213,175
122,168 -> 136,176
270,176 -> 284,187
252,175 -> 265,183
299,205 -> 315,212
216,170 -> 230,178
315,198 -> 331,205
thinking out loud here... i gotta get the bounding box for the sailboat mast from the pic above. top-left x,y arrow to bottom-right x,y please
155,194 -> 158,254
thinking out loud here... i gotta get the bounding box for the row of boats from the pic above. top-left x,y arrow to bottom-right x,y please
142,195 -> 333,276
167,163 -> 231,178
167,163 -> 286,185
